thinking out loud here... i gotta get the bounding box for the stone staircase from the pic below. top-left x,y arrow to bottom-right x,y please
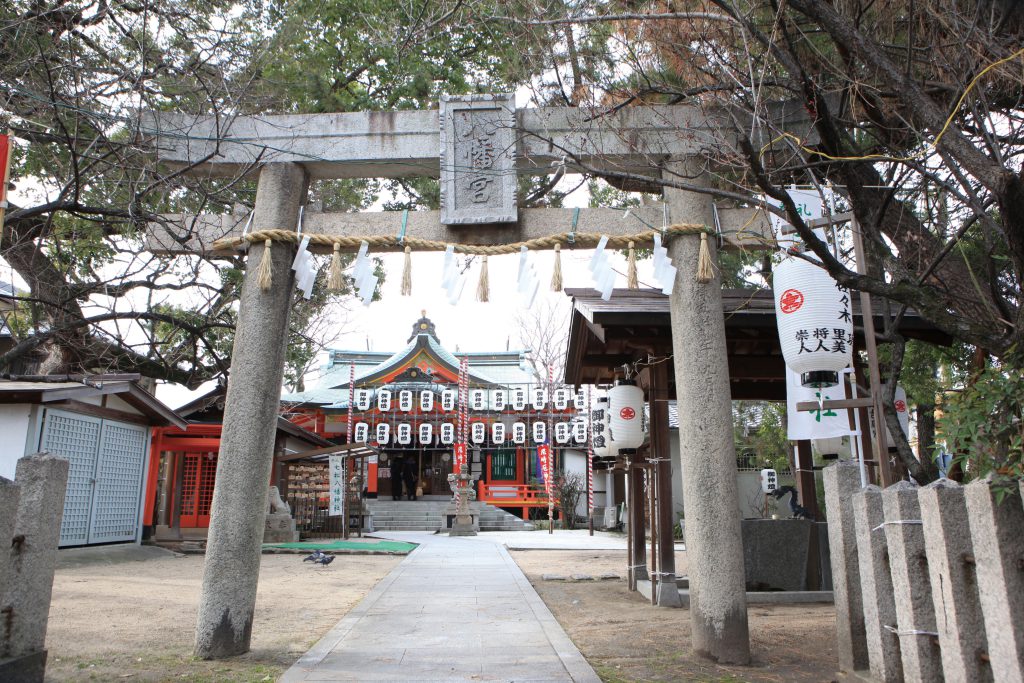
365,499 -> 526,532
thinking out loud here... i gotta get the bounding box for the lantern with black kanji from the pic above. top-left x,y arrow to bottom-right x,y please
607,380 -> 645,450
772,256 -> 853,388
591,397 -> 611,458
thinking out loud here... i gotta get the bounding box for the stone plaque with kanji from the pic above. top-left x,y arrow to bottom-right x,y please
440,93 -> 517,225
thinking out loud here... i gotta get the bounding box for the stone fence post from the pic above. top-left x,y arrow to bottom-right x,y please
854,485 -> 903,682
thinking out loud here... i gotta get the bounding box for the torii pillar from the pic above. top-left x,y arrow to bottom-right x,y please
665,159 -> 750,664
194,163 -> 308,659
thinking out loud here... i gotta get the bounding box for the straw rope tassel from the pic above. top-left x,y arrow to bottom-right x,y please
626,240 -> 639,289
328,243 -> 344,292
551,243 -> 563,291
696,232 -> 715,283
477,255 -> 490,302
400,245 -> 412,296
256,239 -> 273,291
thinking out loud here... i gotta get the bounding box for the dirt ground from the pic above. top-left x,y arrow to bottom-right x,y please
511,550 -> 839,683
45,547 -> 403,682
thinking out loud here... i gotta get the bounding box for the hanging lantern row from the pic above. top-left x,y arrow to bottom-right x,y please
353,387 -> 585,413
772,255 -> 853,388
360,419 -> 589,446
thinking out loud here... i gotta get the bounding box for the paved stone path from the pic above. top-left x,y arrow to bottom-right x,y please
280,532 -> 600,682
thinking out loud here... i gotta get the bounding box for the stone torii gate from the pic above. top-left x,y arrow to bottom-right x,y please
146,94 -> 816,665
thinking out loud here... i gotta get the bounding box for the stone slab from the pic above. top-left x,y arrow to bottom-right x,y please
741,518 -> 815,591
853,485 -> 902,682
919,479 -> 991,682
882,482 -> 942,681
965,479 -> 1024,682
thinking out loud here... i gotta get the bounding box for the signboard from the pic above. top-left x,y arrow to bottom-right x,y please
439,93 -> 517,225
759,468 -> 778,494
328,455 -> 345,516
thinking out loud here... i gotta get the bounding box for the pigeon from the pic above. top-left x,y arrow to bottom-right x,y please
314,554 -> 335,567
302,549 -> 326,563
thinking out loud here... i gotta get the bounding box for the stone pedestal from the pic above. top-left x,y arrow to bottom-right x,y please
919,479 -> 991,682
0,454 -> 70,683
883,482 -> 941,682
741,519 -> 819,591
823,460 -> 868,674
854,485 -> 903,682
447,465 -> 478,536
966,479 -> 1024,682
263,486 -> 299,543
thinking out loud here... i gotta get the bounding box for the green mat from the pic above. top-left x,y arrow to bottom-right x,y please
263,539 -> 416,553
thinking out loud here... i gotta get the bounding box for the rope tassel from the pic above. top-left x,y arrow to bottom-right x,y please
695,232 -> 715,284
328,243 -> 344,292
551,243 -> 563,291
626,240 -> 638,289
477,255 -> 490,302
256,239 -> 273,291
401,245 -> 412,296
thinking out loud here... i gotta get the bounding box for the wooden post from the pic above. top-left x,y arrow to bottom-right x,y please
795,441 -> 821,518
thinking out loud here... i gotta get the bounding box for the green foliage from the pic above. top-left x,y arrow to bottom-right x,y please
937,349 -> 1024,497
734,401 -> 790,472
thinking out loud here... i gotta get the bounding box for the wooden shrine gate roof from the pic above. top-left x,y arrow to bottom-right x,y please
564,288 -> 951,401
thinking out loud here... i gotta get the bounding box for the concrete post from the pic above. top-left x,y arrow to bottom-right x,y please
664,160 -> 749,664
918,479 -> 991,682
0,477 -> 18,603
0,453 -> 70,682
194,163 -> 308,659
822,461 -> 868,674
882,481 -> 942,681
965,478 -> 1024,682
853,485 -> 903,682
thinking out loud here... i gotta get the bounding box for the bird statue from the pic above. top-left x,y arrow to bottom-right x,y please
302,549 -> 326,563
772,486 -> 814,520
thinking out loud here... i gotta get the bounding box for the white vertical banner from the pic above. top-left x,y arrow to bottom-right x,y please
786,367 -> 856,440
328,455 -> 345,516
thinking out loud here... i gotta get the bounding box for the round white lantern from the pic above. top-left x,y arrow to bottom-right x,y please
532,421 -> 546,444
553,388 -> 570,410
608,380 -> 645,450
512,422 -> 527,444
420,390 -> 434,411
893,385 -> 910,437
572,420 -> 587,444
375,423 -> 390,445
491,422 -> 506,443
531,388 -> 547,411
441,389 -> 457,411
419,423 -> 433,444
492,390 -> 507,411
471,389 -> 487,411
512,387 -> 527,411
573,389 -> 586,410
440,422 -> 455,444
772,256 -> 853,388
396,423 -> 411,445
354,422 -> 369,443
399,390 -> 413,411
377,389 -> 392,411
471,422 -> 486,444
355,389 -> 371,411
554,422 -> 571,444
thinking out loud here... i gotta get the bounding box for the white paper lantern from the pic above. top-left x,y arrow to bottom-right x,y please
531,388 -> 547,410
553,388 -> 570,410
511,387 -> 527,410
554,422 -> 571,444
420,391 -> 434,411
608,381 -> 645,450
354,389 -> 371,411
419,423 -> 433,444
377,389 -> 392,411
471,422 -> 486,444
399,390 -> 413,411
532,421 -> 546,444
893,385 -> 910,438
512,422 -> 527,444
471,389 -> 487,411
773,256 -> 853,388
572,420 -> 587,444
440,422 -> 455,444
396,423 -> 411,445
592,397 -> 610,457
492,422 -> 506,443
573,389 -> 586,410
441,389 -> 457,411
492,390 -> 507,411
812,436 -> 851,458
354,422 -> 369,442
375,423 -> 390,445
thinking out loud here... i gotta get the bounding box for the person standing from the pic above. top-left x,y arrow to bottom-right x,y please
403,455 -> 418,501
390,457 -> 404,501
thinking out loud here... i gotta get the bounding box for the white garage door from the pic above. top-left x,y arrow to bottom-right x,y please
40,409 -> 149,546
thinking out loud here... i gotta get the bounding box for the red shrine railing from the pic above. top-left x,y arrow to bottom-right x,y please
479,483 -> 551,507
